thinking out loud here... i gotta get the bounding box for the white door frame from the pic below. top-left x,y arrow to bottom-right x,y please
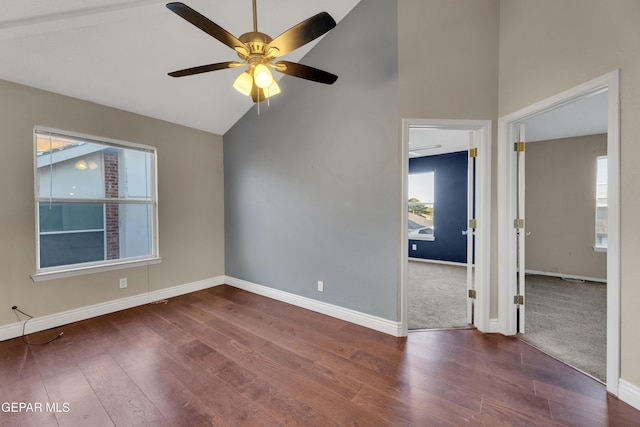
497,70 -> 620,395
400,118 -> 492,336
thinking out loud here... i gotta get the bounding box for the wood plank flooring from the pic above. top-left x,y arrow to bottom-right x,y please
1,284 -> 639,426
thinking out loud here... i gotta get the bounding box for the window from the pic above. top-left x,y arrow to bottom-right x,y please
408,171 -> 435,240
34,128 -> 158,280
595,156 -> 607,251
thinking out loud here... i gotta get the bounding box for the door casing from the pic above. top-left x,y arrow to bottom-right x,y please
497,70 -> 620,394
400,118 -> 492,336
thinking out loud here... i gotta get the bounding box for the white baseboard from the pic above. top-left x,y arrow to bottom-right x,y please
619,379 -> 640,411
0,276 -> 225,342
1,274 -> 399,341
488,318 -> 499,333
225,276 -> 403,337
524,269 -> 606,284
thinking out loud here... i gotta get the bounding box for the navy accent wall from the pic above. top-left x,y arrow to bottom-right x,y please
409,151 -> 468,263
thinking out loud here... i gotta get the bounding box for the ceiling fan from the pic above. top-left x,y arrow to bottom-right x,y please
166,1 -> 338,103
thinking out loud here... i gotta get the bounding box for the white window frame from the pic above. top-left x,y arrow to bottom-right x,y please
32,127 -> 161,282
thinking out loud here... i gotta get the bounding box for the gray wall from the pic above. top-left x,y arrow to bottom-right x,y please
224,0 -> 398,320
525,134 -> 607,280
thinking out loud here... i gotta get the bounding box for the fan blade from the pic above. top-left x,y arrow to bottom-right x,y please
275,61 -> 337,84
265,12 -> 336,57
166,2 -> 247,55
168,61 -> 241,77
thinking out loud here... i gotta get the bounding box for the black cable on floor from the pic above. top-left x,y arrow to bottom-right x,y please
11,306 -> 63,345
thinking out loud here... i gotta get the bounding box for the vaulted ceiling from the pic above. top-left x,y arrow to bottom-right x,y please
0,0 -> 360,135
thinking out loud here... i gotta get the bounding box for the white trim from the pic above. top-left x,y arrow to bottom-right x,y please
225,276 -> 403,337
466,131 -> 475,325
401,119 -> 492,336
497,70 -> 620,396
607,70 -> 622,397
40,228 -> 105,235
35,126 -> 156,152
619,379 -> 640,412
31,256 -> 162,282
408,235 -> 435,242
488,318 -> 499,333
408,257 -> 467,267
0,275 -> 225,342
524,269 -> 606,284
517,124 -> 526,333
497,118 -> 518,335
400,135 -> 409,335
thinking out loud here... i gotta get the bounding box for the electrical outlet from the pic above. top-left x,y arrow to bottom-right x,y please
412,244 -> 417,251
317,281 -> 324,292
119,278 -> 127,289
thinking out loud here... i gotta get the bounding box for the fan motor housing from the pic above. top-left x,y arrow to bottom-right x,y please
239,32 -> 273,56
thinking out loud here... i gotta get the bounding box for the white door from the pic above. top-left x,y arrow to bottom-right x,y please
466,134 -> 477,325
515,124 -> 526,333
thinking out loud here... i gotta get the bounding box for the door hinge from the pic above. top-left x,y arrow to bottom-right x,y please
514,218 -> 525,229
514,141 -> 525,152
514,295 -> 524,305
469,148 -> 478,158
468,289 -> 477,299
469,219 -> 477,229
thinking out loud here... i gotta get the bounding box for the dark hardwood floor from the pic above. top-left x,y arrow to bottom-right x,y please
1,285 -> 639,426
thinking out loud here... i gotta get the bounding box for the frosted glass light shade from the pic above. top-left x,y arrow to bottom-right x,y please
254,64 -> 273,89
233,71 -> 253,96
263,80 -> 281,98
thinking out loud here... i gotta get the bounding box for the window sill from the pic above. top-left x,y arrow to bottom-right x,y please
31,257 -> 162,283
593,246 -> 607,253
409,236 -> 435,242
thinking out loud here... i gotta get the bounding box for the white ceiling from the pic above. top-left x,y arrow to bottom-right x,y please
0,0 -> 360,135
521,90 -> 608,142
409,90 -> 609,158
408,128 -> 471,157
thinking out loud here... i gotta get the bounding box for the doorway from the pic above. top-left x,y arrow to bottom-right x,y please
400,119 -> 491,336
497,70 -> 620,393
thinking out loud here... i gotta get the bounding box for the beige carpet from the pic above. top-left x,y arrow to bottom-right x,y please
407,260 -> 606,381
407,261 -> 469,330
519,274 -> 606,382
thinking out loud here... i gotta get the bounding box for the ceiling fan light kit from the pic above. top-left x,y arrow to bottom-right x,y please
233,71 -> 254,96
253,64 -> 273,88
166,0 -> 338,103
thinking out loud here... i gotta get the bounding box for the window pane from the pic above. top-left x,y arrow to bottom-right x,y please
121,150 -> 153,199
40,231 -> 105,268
35,129 -> 157,272
36,133 -> 153,201
37,150 -> 104,199
117,204 -> 153,258
408,171 -> 435,237
39,202 -> 104,232
595,156 -> 607,248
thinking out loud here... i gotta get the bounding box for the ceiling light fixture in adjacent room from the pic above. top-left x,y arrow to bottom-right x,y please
75,160 -> 88,170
